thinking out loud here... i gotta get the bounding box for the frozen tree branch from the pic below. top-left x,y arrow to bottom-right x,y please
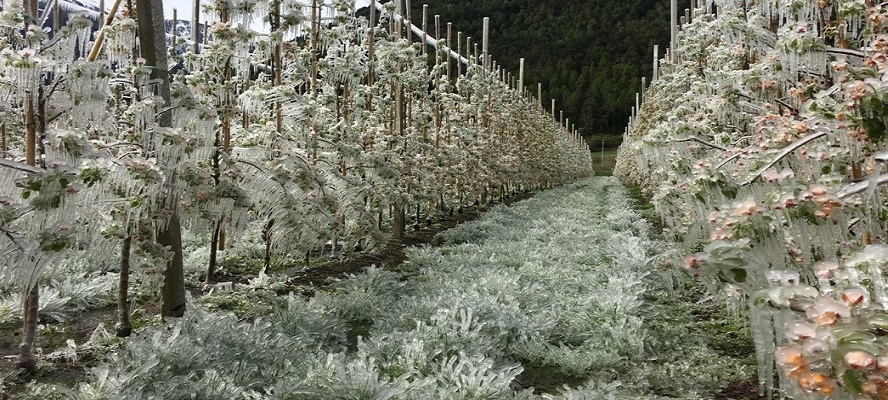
743,131 -> 828,185
0,159 -> 42,174
672,137 -> 728,151
837,175 -> 888,199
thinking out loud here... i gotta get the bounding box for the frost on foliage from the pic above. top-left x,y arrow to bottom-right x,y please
79,178 -> 740,399
618,0 -> 888,396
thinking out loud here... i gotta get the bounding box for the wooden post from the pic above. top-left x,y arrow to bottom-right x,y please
518,58 -> 525,94
446,22 -> 452,80
192,0 -> 200,53
394,0 -> 402,36
482,17 -> 490,70
421,5 -> 428,55
670,0 -> 677,62
87,0 -> 124,61
653,44 -> 659,80
171,8 -> 177,56
53,0 -> 61,33
641,77 -> 646,103
368,0 -> 376,87
538,83 -> 542,107
310,0 -> 319,96
434,15 -> 441,72
465,36 -> 471,64
405,18 -> 412,45
273,0 -> 282,132
457,31 -> 463,76
100,0 -> 106,28
551,99 -> 555,118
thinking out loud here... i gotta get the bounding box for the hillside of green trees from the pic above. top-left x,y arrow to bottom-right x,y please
394,0 -> 682,140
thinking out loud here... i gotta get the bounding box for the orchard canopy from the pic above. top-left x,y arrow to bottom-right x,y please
0,0 -> 590,331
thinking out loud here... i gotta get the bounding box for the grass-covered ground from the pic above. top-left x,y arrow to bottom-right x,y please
592,149 -> 618,176
9,178 -> 757,399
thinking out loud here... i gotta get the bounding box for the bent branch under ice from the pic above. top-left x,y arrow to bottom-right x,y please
743,131 -> 828,186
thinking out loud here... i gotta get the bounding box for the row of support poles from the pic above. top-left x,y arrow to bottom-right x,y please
380,3 -> 579,145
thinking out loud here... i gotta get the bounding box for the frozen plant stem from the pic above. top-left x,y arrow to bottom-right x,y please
117,233 -> 133,337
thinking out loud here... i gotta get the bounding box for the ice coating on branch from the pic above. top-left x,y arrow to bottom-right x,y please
846,245 -> 888,309
103,18 -> 137,68
66,61 -> 111,131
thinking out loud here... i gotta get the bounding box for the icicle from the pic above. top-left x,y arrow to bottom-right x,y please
846,245 -> 888,309
2,48 -> 41,107
103,18 -> 137,68
67,61 -> 111,131
750,303 -> 776,399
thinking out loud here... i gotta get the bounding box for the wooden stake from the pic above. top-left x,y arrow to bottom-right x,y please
457,31 -> 463,76
171,8 -> 177,56
87,0 -> 124,61
434,15 -> 441,72
446,22 -> 452,80
310,0 -> 319,96
273,0 -> 282,132
367,0 -> 376,111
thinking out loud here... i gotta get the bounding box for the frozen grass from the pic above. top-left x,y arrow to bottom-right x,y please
23,177 -> 753,399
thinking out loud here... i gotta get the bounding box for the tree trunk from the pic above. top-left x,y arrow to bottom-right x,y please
116,234 -> 133,337
16,38 -> 42,370
158,215 -> 186,318
25,94 -> 35,166
207,217 -> 222,283
262,218 -> 275,274
137,0 -> 183,318
392,204 -> 406,242
16,284 -> 39,372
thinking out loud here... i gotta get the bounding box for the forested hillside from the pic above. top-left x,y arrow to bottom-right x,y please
403,0 -> 682,137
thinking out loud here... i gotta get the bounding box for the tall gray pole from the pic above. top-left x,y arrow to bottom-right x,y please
670,0 -> 677,62
518,58 -> 525,95
538,83 -> 542,107
421,5 -> 428,55
482,17 -> 490,70
653,44 -> 659,80
191,0 -> 199,54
